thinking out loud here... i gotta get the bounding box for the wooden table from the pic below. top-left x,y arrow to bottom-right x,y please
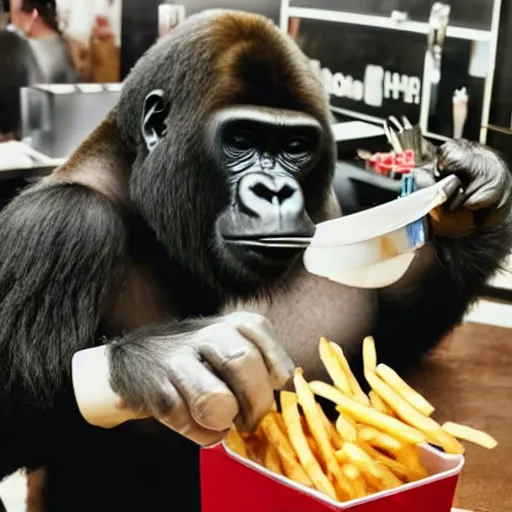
406,322 -> 512,512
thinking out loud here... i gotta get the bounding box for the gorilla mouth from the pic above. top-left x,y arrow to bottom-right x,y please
223,235 -> 311,250
223,236 -> 306,266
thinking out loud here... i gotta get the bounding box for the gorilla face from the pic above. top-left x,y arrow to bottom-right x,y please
121,10 -> 335,299
209,105 -> 323,274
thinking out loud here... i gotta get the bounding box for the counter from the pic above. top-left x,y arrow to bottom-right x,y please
0,141 -> 63,181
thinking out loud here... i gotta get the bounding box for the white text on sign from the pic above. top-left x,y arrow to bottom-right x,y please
309,60 -> 422,108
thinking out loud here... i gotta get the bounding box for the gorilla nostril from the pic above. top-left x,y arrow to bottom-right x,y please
251,183 -> 275,203
250,183 -> 296,205
277,185 -> 295,204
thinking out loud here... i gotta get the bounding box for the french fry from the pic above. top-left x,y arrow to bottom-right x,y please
335,413 -> 358,443
369,390 -> 394,416
264,442 -> 284,476
259,413 -> 313,488
364,371 -> 465,455
395,444 -> 430,481
427,429 -> 466,456
342,442 -> 403,491
442,422 -> 498,450
317,403 -> 344,450
363,336 -> 377,373
358,440 -> 425,483
334,449 -> 347,465
342,462 -> 360,480
280,390 -> 337,499
329,342 -> 370,405
227,335 -> 497,506
376,364 -> 435,417
306,435 -> 321,461
342,463 -> 368,498
225,427 -> 248,458
364,371 -> 437,431
357,425 -> 404,456
272,410 -> 287,434
243,432 -> 266,465
308,380 -> 426,445
300,415 -> 309,434
319,337 -> 351,394
294,369 -> 355,501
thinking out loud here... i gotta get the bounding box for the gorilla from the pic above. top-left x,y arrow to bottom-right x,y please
0,8 -> 510,512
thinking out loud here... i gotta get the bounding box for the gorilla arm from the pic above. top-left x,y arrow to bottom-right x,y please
373,140 -> 512,372
0,181 -> 126,474
0,139 -> 293,476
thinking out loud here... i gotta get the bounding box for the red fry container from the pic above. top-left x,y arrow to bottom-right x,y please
201,443 -> 464,512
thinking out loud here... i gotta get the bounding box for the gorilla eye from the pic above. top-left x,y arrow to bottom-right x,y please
225,129 -> 257,151
282,135 -> 313,155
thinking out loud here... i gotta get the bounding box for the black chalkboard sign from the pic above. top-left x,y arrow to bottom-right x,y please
294,20 -> 425,123
283,0 -> 500,143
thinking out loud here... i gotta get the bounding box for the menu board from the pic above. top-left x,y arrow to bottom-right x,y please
283,0 -> 501,143
293,20 -> 425,123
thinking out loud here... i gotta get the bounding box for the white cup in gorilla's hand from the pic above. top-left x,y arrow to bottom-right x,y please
71,312 -> 294,447
303,175 -> 461,289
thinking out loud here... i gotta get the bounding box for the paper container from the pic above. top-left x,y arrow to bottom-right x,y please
302,223 -> 426,289
201,443 -> 464,512
302,176 -> 458,289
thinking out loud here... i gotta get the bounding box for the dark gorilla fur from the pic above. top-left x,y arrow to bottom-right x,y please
0,8 -> 509,512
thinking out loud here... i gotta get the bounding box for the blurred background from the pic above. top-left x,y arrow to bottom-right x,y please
2,1 -> 512,156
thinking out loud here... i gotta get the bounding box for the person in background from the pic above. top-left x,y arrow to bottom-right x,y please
7,0 -> 76,84
0,0 -> 76,141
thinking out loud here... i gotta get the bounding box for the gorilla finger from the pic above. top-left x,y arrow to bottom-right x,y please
157,388 -> 230,448
225,312 -> 295,388
446,190 -> 467,212
199,329 -> 275,432
414,169 -> 463,210
497,188 -> 512,210
439,173 -> 464,200
437,139 -> 472,172
463,182 -> 503,210
427,173 -> 465,211
168,354 -> 239,432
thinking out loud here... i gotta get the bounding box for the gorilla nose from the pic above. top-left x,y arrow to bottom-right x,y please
251,180 -> 296,205
239,173 -> 304,218
234,172 -> 314,238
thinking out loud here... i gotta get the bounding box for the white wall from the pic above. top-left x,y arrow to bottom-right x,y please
56,0 -> 122,46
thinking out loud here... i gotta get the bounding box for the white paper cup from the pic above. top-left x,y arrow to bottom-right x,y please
303,177 -> 456,289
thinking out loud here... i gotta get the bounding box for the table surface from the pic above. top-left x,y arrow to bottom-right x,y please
407,322 -> 512,512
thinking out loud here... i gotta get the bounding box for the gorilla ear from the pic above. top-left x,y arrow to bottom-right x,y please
141,89 -> 169,152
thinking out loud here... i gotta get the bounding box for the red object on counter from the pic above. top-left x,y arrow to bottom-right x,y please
367,150 -> 416,178
200,443 -> 464,512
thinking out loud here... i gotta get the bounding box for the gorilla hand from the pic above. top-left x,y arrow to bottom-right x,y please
103,312 -> 294,446
416,139 -> 512,238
